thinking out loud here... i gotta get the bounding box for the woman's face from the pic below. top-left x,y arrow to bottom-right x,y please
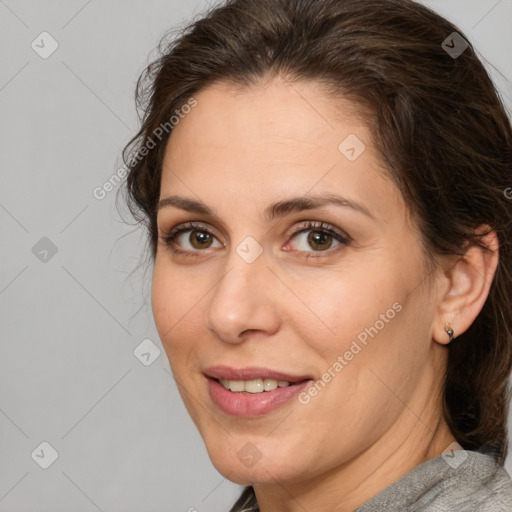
152,77 -> 447,486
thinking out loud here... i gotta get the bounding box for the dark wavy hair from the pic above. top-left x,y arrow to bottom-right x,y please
120,0 -> 512,509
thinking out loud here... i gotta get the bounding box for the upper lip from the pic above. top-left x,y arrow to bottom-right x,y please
204,365 -> 313,383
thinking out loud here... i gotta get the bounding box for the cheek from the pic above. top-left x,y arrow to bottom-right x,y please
151,259 -> 197,354
286,263 -> 405,358
151,262 -> 174,339
305,266 -> 433,426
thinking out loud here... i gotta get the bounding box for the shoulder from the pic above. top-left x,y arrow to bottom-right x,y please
412,450 -> 512,512
356,449 -> 512,512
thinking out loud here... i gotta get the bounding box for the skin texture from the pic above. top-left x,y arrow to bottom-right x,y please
151,76 -> 498,512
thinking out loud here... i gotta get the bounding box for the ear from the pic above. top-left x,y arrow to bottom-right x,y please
432,226 -> 499,345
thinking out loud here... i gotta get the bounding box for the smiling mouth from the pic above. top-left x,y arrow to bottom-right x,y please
205,369 -> 314,416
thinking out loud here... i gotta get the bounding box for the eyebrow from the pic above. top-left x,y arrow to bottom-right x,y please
157,193 -> 374,221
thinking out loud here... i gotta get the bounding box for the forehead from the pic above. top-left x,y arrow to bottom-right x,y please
160,77 -> 404,226
166,77 -> 365,158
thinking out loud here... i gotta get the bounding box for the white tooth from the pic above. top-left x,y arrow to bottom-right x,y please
223,378 -> 290,393
228,380 -> 245,392
244,379 -> 264,393
263,379 -> 278,391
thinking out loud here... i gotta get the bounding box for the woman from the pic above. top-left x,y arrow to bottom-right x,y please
121,0 -> 512,509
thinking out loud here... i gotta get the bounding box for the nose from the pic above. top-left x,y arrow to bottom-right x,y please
205,247 -> 281,344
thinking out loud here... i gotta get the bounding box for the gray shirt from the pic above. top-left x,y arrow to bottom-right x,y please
355,449 -> 512,511
234,449 -> 512,511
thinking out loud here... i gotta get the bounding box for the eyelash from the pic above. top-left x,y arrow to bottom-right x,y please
159,220 -> 351,259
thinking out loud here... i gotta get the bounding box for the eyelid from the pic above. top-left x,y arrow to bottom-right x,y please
159,221 -> 223,248
287,220 -> 351,243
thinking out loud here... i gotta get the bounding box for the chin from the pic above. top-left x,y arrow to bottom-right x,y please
205,441 -> 305,486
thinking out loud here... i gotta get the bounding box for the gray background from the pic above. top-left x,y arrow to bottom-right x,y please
0,1 -> 511,511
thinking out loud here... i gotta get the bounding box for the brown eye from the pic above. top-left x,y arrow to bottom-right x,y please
306,231 -> 334,251
161,220 -> 350,258
160,222 -> 223,254
188,230 -> 214,249
288,221 -> 350,254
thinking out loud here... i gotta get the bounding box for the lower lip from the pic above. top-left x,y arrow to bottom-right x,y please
207,377 -> 311,417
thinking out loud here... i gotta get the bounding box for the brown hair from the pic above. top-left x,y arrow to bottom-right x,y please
121,0 -> 512,508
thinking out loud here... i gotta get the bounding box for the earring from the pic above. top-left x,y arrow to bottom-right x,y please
445,323 -> 455,344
